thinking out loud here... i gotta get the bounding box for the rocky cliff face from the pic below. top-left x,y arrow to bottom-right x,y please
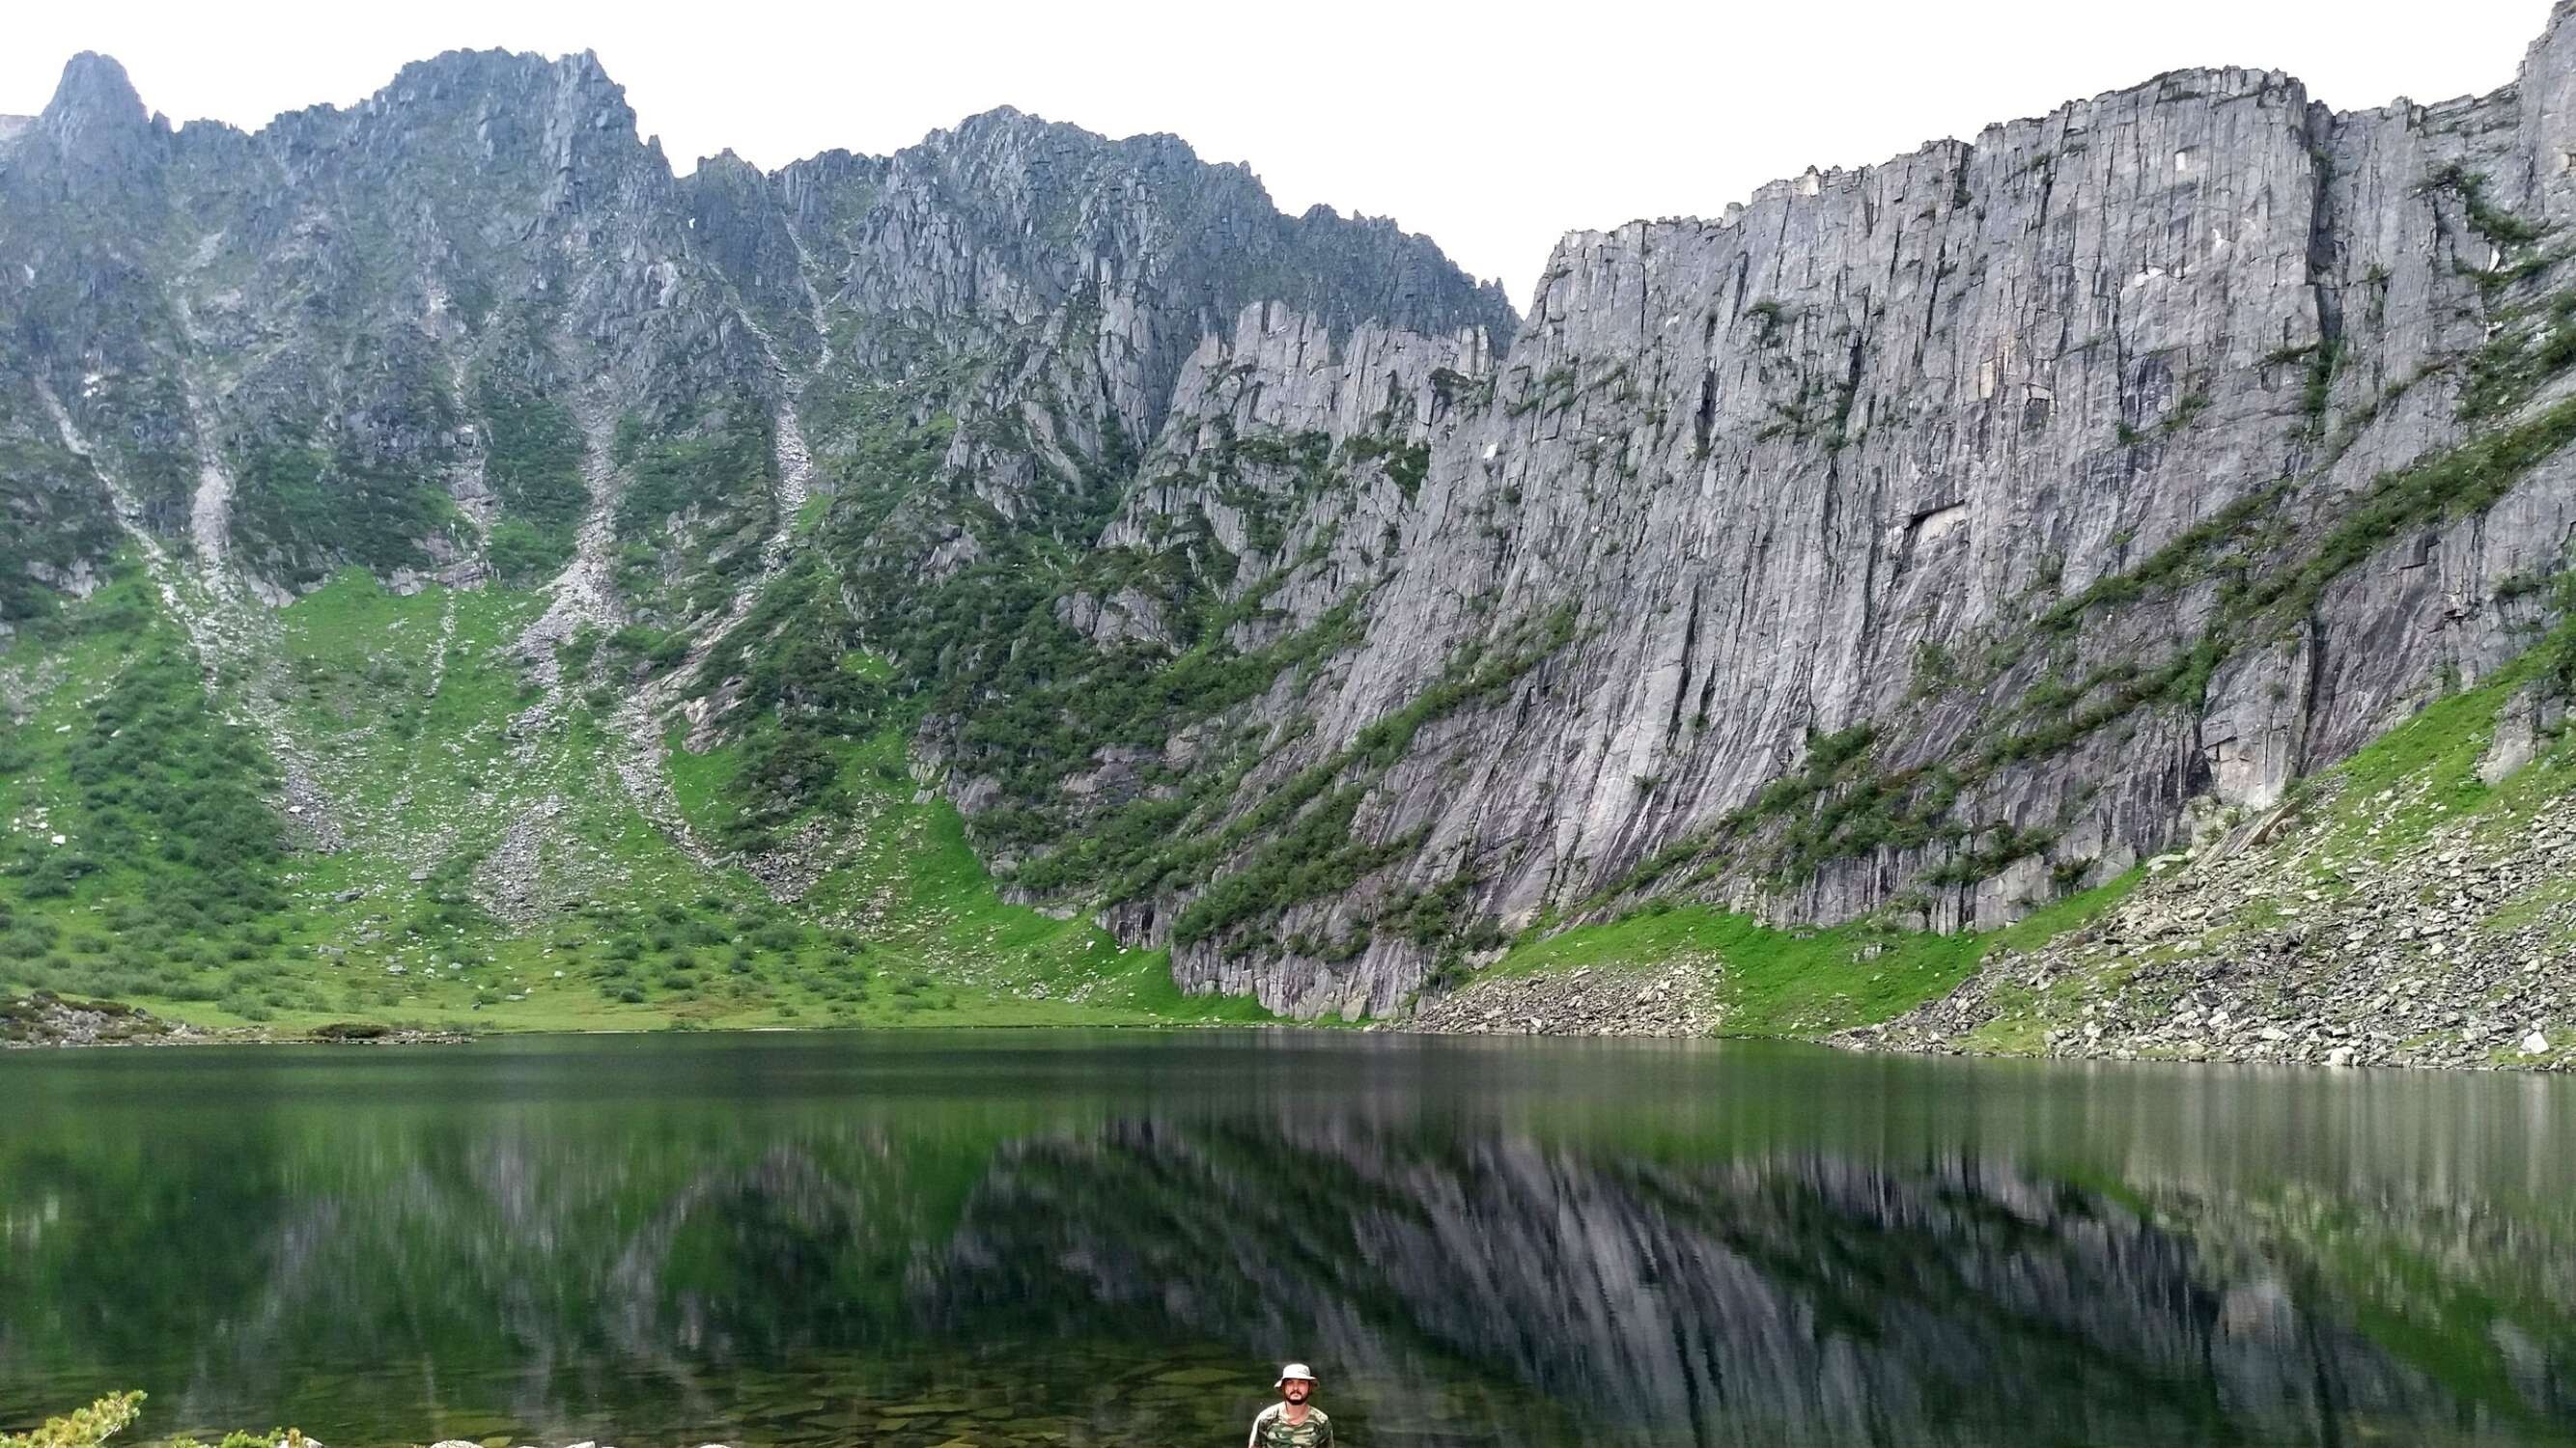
13,14 -> 2576,1025
1149,2 -> 2576,1014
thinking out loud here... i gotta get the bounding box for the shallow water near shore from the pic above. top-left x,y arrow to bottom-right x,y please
2,1030 -> 2573,1447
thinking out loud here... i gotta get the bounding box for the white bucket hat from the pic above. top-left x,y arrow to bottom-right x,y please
1275,1362 -> 1317,1386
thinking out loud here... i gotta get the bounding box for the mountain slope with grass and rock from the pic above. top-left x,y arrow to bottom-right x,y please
10,12 -> 2576,1052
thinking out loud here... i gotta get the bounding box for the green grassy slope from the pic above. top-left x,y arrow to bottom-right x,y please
0,566 -> 1272,1035
23,554 -> 2576,1047
1865,616 -> 2576,1062
1481,874 -> 2144,1037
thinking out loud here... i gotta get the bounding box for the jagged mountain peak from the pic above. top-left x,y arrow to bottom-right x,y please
929,103 -> 1207,159
42,52 -> 146,128
691,147 -> 762,177
2536,0 -> 2576,55
897,102 -> 1228,189
944,102 -> 1044,133
34,51 -> 158,170
378,45 -> 636,123
378,45 -> 617,93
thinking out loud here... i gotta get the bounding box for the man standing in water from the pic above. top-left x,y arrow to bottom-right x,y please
1247,1362 -> 1332,1447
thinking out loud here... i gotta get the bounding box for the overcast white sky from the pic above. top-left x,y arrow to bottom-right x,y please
3,0 -> 2550,304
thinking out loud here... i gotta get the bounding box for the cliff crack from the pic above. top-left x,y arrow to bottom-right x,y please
1666,580 -> 1701,747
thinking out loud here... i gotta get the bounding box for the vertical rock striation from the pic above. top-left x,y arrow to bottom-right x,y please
1152,4 -> 2576,1014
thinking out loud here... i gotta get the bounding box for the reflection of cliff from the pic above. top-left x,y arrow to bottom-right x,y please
7,1106 -> 2576,1447
926,1125 -> 2576,1445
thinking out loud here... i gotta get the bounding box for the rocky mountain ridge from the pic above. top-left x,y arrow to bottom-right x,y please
1148,1 -> 2576,1017
8,12 -> 2576,1036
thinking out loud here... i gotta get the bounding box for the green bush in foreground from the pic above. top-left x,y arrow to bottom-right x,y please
0,1391 -> 306,1448
0,1392 -> 142,1448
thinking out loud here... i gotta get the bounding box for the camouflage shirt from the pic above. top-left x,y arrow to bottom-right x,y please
1247,1403 -> 1332,1448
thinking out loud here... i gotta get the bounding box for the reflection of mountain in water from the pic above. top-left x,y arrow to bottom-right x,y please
8,1105 -> 2572,1447
929,1123 -> 2576,1445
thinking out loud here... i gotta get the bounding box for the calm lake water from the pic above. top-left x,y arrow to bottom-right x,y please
1,1030 -> 2572,1448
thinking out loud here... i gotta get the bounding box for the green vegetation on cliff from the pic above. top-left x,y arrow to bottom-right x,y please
1484,870 -> 2142,1037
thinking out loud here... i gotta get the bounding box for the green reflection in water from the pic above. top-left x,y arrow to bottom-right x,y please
1,1032 -> 2572,1447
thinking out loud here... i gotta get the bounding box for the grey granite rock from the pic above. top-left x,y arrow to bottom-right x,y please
1158,4 -> 2576,1015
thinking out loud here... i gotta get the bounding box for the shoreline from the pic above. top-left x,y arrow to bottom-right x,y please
0,992 -> 470,1050
9,987 -> 2572,1073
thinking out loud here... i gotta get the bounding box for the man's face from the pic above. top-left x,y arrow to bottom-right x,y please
1281,1378 -> 1312,1405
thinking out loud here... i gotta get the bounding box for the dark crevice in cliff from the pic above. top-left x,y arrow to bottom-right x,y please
2282,106 -> 2347,781
1916,237 -> 1950,367
1666,581 -> 1701,749
2303,107 -> 2347,392
2295,616 -> 2330,778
